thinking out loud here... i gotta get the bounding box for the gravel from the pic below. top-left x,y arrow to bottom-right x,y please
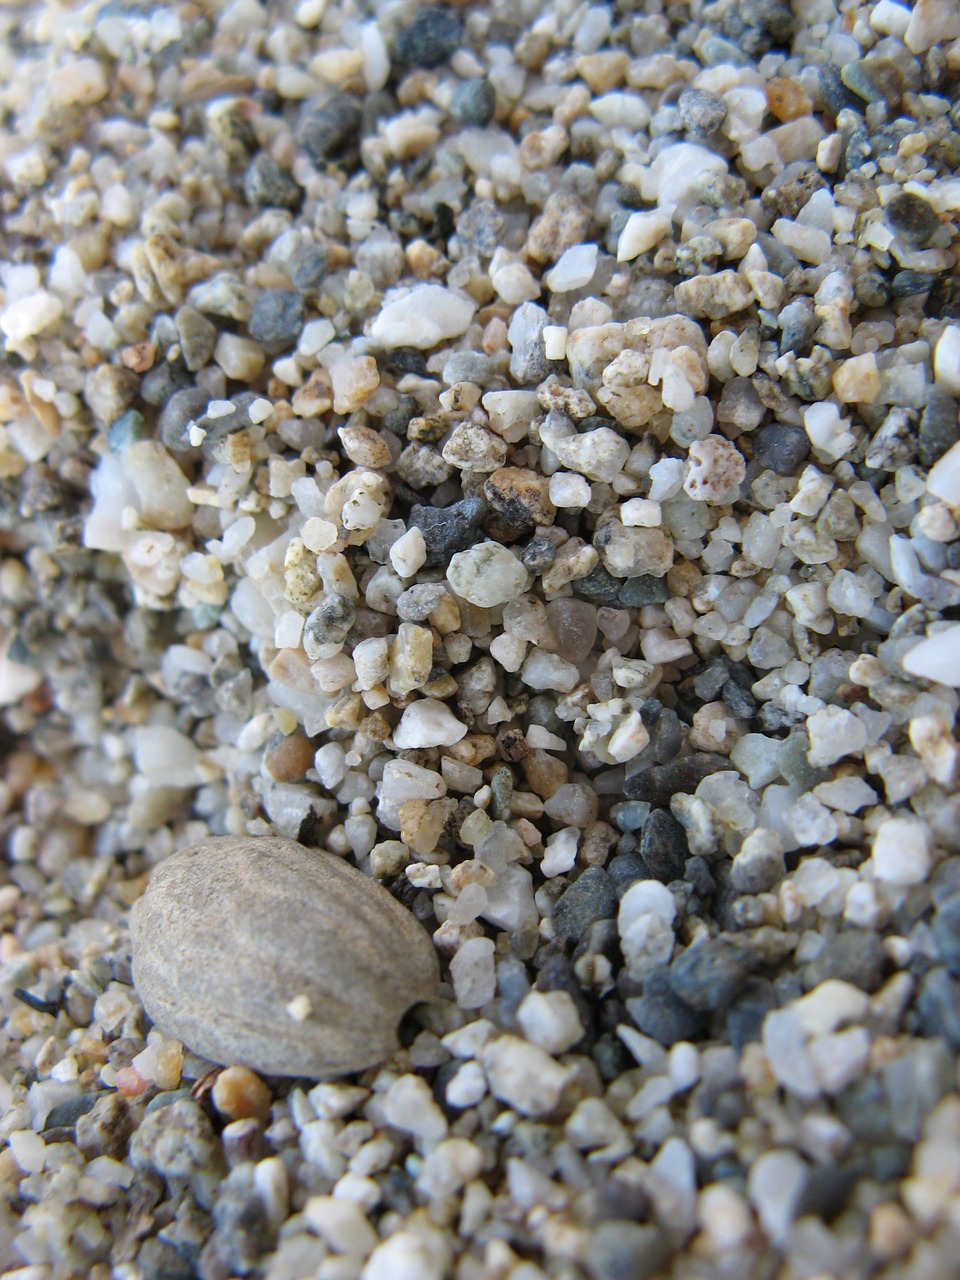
3,0 -> 960,1277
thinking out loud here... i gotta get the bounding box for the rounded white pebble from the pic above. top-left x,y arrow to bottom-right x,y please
390,527 -> 427,578
617,210 -> 671,262
549,471 -> 591,508
516,989 -> 584,1055
393,698 -> 467,749
871,815 -> 932,885
449,936 -> 496,1009
544,243 -> 599,293
902,624 -> 960,687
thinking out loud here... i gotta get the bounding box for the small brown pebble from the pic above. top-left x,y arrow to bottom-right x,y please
292,369 -> 333,417
522,749 -> 569,798
497,725 -> 529,762
574,51 -> 629,93
526,189 -> 592,264
212,1065 -> 273,1122
408,416 -> 447,442
76,1093 -> 133,1160
264,731 -> 315,782
222,1117 -> 271,1168
483,467 -> 556,533
765,77 -> 813,122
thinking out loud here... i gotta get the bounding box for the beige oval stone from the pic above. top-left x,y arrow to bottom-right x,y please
131,836 -> 439,1078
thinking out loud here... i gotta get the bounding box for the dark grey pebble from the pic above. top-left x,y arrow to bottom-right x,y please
175,305 -> 218,372
592,1032 -> 636,1082
891,269 -> 936,298
552,867 -> 618,943
746,0 -> 795,42
395,4 -> 463,67
141,360 -> 192,407
845,125 -> 873,172
197,392 -> 260,460
651,707 -> 682,763
296,93 -> 362,161
869,1145 -> 912,1182
758,701 -> 805,732
585,1222 -> 671,1280
639,809 -> 688,884
144,1088 -> 195,1115
668,937 -> 754,1012
248,289 -> 304,353
618,575 -> 670,607
835,1071 -> 894,1144
409,497 -> 486,566
450,77 -> 496,126
609,849 -> 655,901
289,242 -> 329,290
624,753 -> 730,806
303,594 -> 356,655
496,952 -> 531,1024
724,976 -> 778,1049
817,64 -> 863,118
107,408 -> 146,453
615,182 -> 644,210
919,387 -> 960,466
243,153 -> 302,209
796,1164 -> 859,1223
137,1238 -> 195,1280
522,536 -> 557,572
689,657 -> 731,702
43,1092 -> 102,1132
854,270 -> 891,309
866,406 -> 917,471
801,929 -> 886,993
525,694 -> 563,738
757,231 -> 799,277
932,893 -> 960,974
721,678 -> 756,719
752,422 -> 810,474
885,191 -> 941,249
626,970 -> 708,1045
131,1098 -> 219,1188
841,57 -> 903,108
778,296 -> 816,355
574,564 -> 622,604
698,34 -> 748,66
204,1164 -> 277,1276
382,394 -> 420,437
678,87 -> 727,135
455,199 -> 505,258
159,386 -> 211,452
610,801 -> 651,833
881,1038 -> 955,1142
926,274 -> 960,319
684,855 -> 715,898
607,851 -> 648,897
916,967 -> 960,1048
382,347 -> 429,377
